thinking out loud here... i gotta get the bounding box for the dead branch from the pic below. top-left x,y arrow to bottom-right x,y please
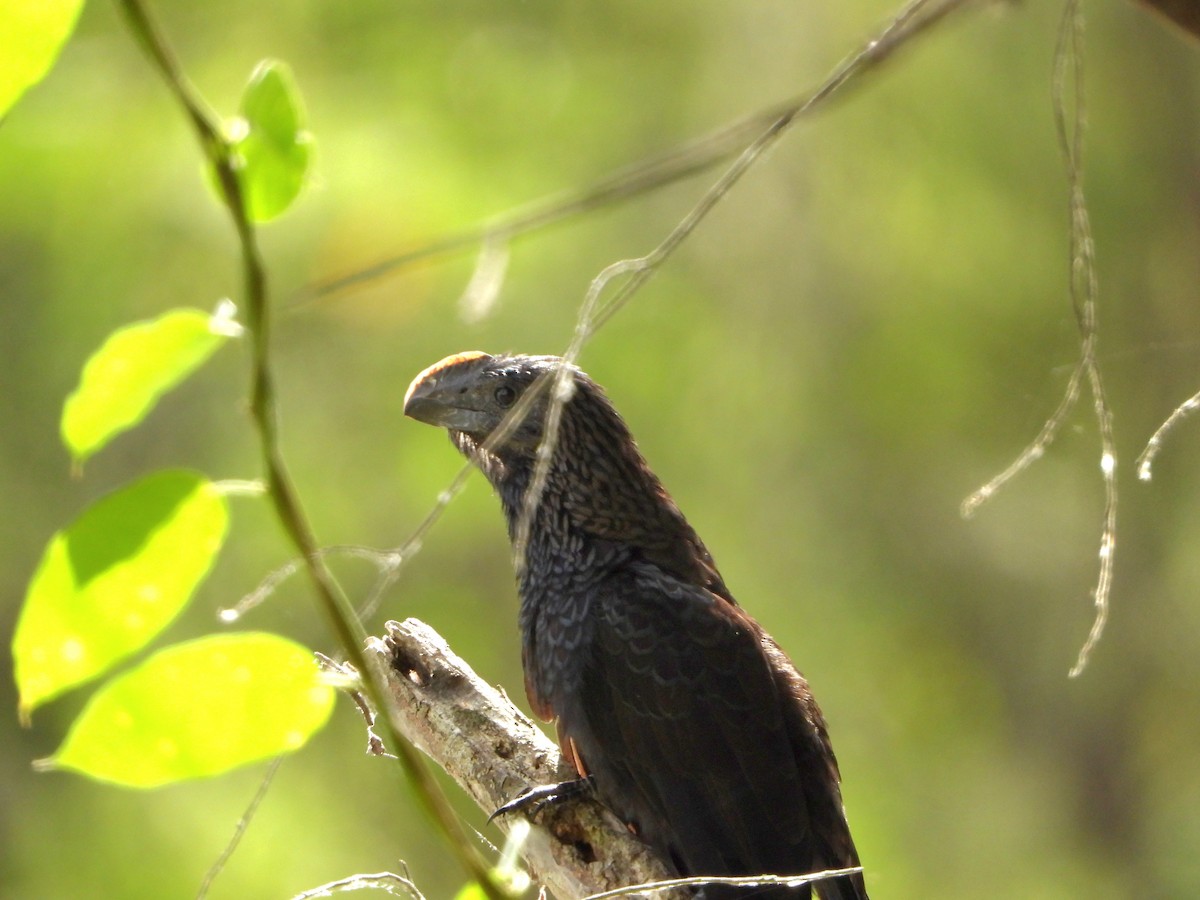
366,618 -> 685,900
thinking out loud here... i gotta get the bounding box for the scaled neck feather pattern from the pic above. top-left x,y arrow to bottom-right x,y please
453,374 -> 730,602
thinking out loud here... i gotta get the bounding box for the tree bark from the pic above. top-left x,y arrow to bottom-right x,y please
367,618 -> 685,899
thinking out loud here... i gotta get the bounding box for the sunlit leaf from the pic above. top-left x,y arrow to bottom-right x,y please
14,471 -> 229,718
44,633 -> 334,787
232,60 -> 313,222
0,0 -> 85,120
61,306 -> 238,466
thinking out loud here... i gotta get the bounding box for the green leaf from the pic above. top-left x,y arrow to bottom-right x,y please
44,633 -> 334,787
14,470 -> 229,718
0,0 -> 85,120
233,60 -> 313,222
61,306 -> 238,466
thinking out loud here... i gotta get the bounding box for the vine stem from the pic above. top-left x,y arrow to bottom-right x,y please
113,2 -> 504,897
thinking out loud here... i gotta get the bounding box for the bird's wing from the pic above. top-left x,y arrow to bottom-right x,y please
566,562 -> 821,883
760,633 -> 868,900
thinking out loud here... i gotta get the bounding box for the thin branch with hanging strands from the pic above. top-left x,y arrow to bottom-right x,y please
960,0 -> 1116,678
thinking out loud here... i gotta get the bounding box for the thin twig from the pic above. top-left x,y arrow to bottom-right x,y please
1052,0 -> 1116,678
1137,388 -> 1200,481
114,2 -> 504,896
315,652 -> 391,757
195,757 -> 284,900
459,237 -> 511,323
295,109 -> 792,306
960,359 -> 1086,516
582,867 -> 865,900
290,869 -> 427,900
221,544 -> 402,623
961,0 -> 1116,677
1054,0 -> 1117,679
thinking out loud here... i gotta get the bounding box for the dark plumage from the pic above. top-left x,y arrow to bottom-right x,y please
404,351 -> 868,900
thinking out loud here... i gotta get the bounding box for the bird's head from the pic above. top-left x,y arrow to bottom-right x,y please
405,351 -> 725,590
403,352 -> 576,460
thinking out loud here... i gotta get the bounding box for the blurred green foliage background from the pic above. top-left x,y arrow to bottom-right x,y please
3,1 -> 1200,897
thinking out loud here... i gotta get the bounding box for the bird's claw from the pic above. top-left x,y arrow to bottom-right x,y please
487,776 -> 595,824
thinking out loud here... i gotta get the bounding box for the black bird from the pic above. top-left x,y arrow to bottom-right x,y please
404,351 -> 868,900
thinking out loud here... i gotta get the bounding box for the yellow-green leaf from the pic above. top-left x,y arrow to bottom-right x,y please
0,0 -> 85,119
44,633 -> 334,788
233,60 -> 313,222
61,307 -> 237,465
14,470 -> 229,718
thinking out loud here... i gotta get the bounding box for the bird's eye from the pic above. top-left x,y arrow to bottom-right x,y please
494,384 -> 517,408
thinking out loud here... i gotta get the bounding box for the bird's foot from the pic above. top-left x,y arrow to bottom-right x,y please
487,775 -> 595,824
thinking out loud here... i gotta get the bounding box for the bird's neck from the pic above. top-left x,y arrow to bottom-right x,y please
487,413 -> 727,599
452,390 -> 728,596
492,412 -> 664,544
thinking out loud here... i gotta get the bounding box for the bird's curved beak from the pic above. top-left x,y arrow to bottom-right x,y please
403,351 -> 496,434
404,391 -> 493,433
